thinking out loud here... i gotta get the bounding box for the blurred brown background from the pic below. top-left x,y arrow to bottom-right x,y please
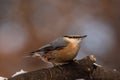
0,0 -> 120,77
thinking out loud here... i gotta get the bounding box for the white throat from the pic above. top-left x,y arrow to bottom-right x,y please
64,38 -> 82,44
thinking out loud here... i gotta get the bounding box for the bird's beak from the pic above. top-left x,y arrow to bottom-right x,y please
80,35 -> 87,38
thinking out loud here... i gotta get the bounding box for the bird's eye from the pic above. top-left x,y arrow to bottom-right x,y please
74,36 -> 77,38
64,36 -> 79,39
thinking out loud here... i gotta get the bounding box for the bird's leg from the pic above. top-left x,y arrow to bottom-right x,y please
52,63 -> 63,71
52,63 -> 68,80
72,59 -> 79,64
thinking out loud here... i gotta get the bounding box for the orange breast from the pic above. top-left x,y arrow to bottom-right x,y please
50,43 -> 80,63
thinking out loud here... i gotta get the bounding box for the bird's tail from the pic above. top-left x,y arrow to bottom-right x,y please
22,50 -> 49,63
24,50 -> 42,58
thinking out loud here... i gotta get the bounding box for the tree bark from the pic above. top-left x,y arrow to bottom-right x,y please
8,55 -> 120,80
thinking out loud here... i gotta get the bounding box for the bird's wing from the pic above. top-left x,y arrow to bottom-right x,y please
29,38 -> 68,56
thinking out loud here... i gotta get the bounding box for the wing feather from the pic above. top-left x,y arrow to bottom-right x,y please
29,38 -> 68,56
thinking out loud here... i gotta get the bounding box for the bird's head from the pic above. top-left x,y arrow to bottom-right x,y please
63,35 -> 87,44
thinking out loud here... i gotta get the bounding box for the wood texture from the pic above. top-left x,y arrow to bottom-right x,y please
8,55 -> 120,80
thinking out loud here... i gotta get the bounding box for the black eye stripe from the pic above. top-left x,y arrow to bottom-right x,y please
64,35 -> 81,38
69,37 -> 73,38
64,35 -> 87,38
70,36 -> 79,38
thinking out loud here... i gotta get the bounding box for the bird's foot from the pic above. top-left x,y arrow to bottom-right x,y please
52,63 -> 63,71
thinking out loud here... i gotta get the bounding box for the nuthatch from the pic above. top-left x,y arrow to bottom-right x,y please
28,35 -> 87,64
